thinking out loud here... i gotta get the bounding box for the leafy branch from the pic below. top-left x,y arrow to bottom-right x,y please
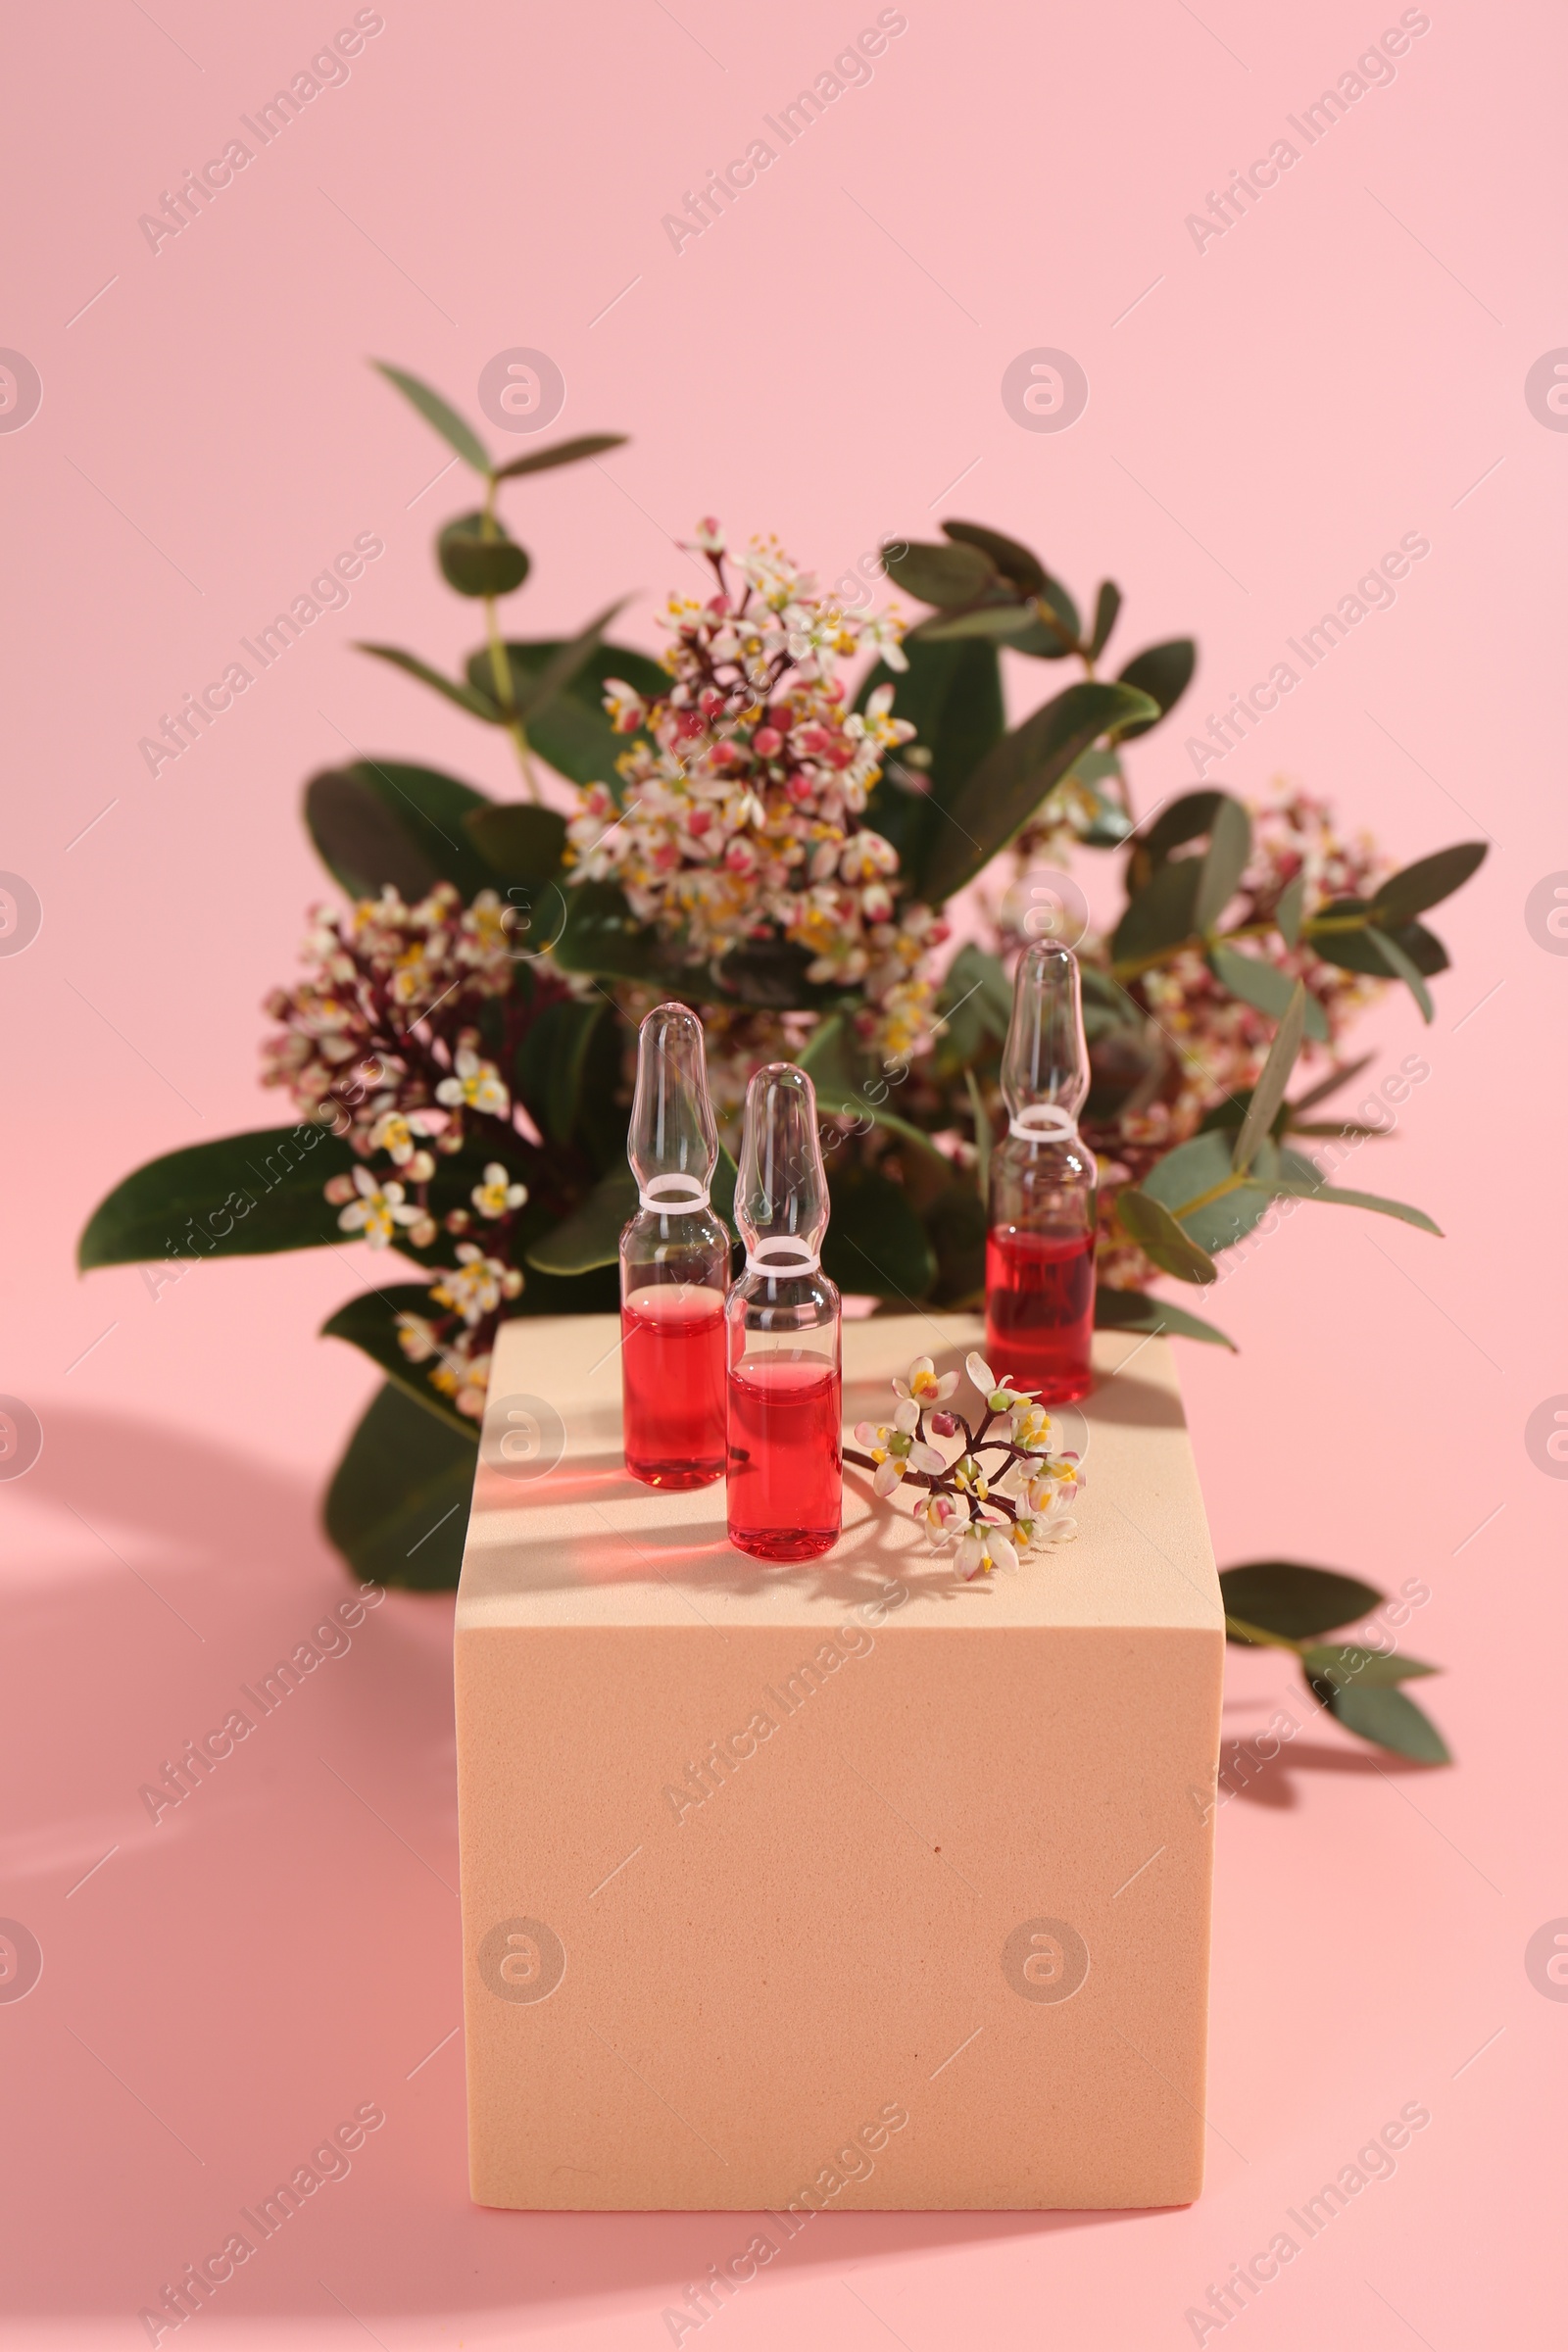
1220,1561 -> 1449,1763
366,363 -> 629,799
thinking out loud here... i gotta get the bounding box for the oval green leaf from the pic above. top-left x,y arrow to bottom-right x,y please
1320,1680 -> 1451,1763
1219,1561 -> 1385,1641
437,513 -> 530,598
926,678 -> 1158,905
1113,638 -> 1196,739
306,760 -> 497,904
882,538 -> 998,608
323,1379 -> 475,1592
79,1126 -> 356,1270
940,519 -> 1047,598
1371,842 -> 1487,927
1115,1189 -> 1219,1285
320,1285 -> 474,1437
1300,1642 -> 1440,1687
491,432 -> 628,482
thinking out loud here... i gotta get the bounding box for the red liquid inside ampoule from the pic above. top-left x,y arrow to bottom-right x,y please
984,1226 -> 1096,1403
621,1285 -> 727,1488
726,1356 -> 842,1561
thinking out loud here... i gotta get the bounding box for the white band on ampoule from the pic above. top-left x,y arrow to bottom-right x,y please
638,1174 -> 711,1213
1007,1103 -> 1080,1145
744,1234 -> 821,1277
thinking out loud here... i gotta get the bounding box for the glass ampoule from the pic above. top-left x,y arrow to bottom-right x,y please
619,1004 -> 730,1489
985,942 -> 1098,1403
725,1062 -> 842,1561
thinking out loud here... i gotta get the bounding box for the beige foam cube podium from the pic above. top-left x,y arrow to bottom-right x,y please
455,1313 -> 1223,2212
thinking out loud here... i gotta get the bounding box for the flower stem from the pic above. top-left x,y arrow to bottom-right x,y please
478,476 -> 540,800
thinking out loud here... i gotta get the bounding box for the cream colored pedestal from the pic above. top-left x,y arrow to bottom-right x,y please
455,1314 -> 1223,2212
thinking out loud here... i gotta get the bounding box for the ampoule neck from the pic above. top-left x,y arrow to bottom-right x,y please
1001,943 -> 1090,1133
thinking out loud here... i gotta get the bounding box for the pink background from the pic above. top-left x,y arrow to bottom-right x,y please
2,0 -> 1564,2343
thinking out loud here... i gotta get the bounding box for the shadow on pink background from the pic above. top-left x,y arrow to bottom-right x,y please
2,0 -> 1564,2343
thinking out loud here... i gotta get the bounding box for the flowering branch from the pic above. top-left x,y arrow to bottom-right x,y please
565,517 -> 948,1063
844,1351 -> 1082,1579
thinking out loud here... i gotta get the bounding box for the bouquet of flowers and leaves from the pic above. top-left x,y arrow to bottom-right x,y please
79,367 -> 1481,1766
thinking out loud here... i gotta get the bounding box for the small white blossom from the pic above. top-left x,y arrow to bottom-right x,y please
435,1045 -> 510,1119
471,1161 -> 528,1219
337,1165 -> 424,1249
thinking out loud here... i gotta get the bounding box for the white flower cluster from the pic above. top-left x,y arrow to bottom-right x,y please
852,1352 -> 1082,1580
566,522 -> 947,1061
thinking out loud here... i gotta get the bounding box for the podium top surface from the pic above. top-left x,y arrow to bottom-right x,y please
456,1313 -> 1221,1637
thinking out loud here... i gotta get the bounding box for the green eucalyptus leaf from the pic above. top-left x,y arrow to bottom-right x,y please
1142,1129 -> 1272,1254
1307,899 -> 1448,978
1265,1176 -> 1442,1235
1088,580 -> 1122,660
940,520 -> 1047,598
1111,855 -> 1201,966
1032,572 -> 1083,651
912,602 -> 1042,644
437,513 -> 530,598
1219,1561 -> 1384,1641
323,1379 -> 475,1592
1300,1642 -> 1440,1687
1113,638 -> 1196,739
991,612 -> 1079,660
1371,842 -> 1487,927
925,679 -> 1158,904
822,1166 -> 938,1302
306,760 -> 498,904
320,1286 -> 473,1437
1127,791 -> 1222,890
356,643 -> 502,723
79,1126 -> 355,1269
1115,1189 -> 1219,1285
1233,984 -> 1307,1174
1289,1052 -> 1375,1113
373,362 -> 490,474
882,538 -> 999,607
1209,942 -> 1330,1041
1318,1680 -> 1451,1764
1364,924 -> 1435,1023
1275,871 -> 1306,949
491,432 -> 628,482
1094,1287 -> 1236,1348
1194,797 -> 1253,932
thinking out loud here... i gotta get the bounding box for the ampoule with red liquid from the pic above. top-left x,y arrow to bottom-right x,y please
619,1004 -> 730,1489
726,1062 -> 842,1562
985,942 -> 1098,1404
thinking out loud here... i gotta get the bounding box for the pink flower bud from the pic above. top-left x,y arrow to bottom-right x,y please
930,1411 -> 957,1438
